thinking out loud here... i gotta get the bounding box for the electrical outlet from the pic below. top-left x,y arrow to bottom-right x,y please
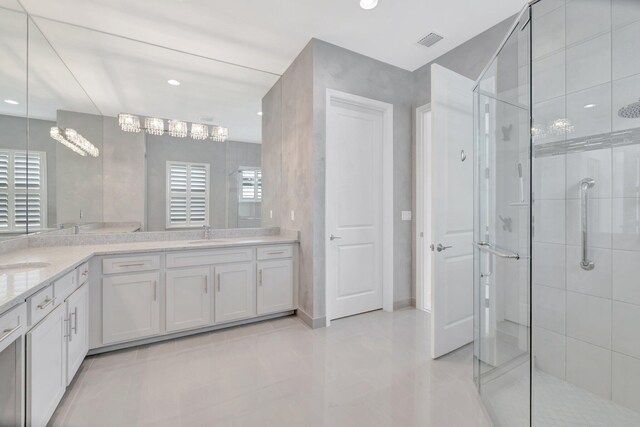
401,211 -> 412,221
290,210 -> 295,221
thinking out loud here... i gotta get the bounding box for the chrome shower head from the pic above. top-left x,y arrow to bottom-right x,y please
618,98 -> 640,119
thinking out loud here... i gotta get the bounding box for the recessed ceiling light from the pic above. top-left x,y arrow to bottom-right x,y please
360,0 -> 378,10
584,104 -> 596,109
4,99 -> 18,105
257,112 -> 263,116
167,79 -> 181,86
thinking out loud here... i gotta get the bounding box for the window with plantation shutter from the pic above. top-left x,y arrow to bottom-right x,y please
166,161 -> 209,228
0,150 -> 47,232
238,168 -> 262,203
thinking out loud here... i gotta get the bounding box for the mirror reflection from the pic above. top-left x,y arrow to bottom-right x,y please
1,10 -> 281,239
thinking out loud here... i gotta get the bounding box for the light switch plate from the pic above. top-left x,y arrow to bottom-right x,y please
270,210 -> 273,219
291,210 -> 295,221
401,211 -> 412,221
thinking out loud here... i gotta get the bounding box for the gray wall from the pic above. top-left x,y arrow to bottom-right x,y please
56,110 -> 104,224
261,80 -> 282,228
102,116 -> 146,227
275,42 -> 315,318
312,39 -> 415,316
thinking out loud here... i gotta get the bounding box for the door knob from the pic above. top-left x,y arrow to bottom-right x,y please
436,243 -> 452,252
330,234 -> 342,241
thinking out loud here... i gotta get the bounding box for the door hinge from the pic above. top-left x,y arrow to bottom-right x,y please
485,299 -> 490,309
429,243 -> 435,251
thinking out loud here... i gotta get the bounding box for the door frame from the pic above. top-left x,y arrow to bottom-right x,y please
325,89 -> 394,327
415,103 -> 432,313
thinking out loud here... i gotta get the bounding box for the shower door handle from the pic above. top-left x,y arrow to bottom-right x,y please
580,178 -> 595,270
472,242 -> 520,260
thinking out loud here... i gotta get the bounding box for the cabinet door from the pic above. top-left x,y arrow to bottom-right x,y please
166,267 -> 211,332
103,272 -> 160,345
27,303 -> 67,427
66,284 -> 89,385
257,259 -> 294,315
214,263 -> 256,323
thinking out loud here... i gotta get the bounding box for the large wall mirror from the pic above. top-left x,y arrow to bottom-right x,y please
1,4 -> 282,239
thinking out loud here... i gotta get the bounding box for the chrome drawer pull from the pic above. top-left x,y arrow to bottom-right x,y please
72,307 -> 78,334
119,262 -> 146,268
0,324 -> 20,343
267,251 -> 285,255
37,297 -> 55,310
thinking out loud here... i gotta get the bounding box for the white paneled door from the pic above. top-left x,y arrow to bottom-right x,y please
430,64 -> 475,359
326,91 -> 392,321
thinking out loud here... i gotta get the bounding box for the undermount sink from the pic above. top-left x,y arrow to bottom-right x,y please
0,262 -> 51,271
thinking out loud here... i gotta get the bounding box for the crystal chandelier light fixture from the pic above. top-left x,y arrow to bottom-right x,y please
168,120 -> 188,138
117,113 -> 229,142
64,128 -> 100,157
210,126 -> 228,142
118,113 -> 141,133
190,123 -> 209,140
145,117 -> 165,136
50,127 -> 87,156
548,118 -> 574,136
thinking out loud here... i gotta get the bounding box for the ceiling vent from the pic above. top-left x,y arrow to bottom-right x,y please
418,33 -> 444,48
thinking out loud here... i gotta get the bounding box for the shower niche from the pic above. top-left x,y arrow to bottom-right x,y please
473,0 -> 640,425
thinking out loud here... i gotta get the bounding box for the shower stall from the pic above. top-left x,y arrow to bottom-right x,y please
473,0 -> 640,425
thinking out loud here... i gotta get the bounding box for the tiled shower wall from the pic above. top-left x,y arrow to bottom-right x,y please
532,0 -> 640,412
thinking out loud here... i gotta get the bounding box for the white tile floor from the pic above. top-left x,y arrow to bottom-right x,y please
48,308 -> 493,427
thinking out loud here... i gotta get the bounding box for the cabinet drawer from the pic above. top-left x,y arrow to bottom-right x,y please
28,284 -> 56,327
54,269 -> 78,302
103,255 -> 160,275
257,245 -> 293,260
78,262 -> 90,286
166,248 -> 252,269
0,303 -> 26,353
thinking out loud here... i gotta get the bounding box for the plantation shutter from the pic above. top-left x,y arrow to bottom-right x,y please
239,168 -> 262,202
0,153 -> 9,229
14,152 -> 44,229
0,150 -> 46,231
167,161 -> 209,227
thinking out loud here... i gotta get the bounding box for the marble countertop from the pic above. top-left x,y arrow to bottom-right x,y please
0,235 -> 297,316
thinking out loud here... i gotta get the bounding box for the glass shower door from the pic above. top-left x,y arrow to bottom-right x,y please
473,7 -> 531,427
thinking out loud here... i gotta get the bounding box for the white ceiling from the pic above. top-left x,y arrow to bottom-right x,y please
18,0 -> 523,73
1,0 -> 524,143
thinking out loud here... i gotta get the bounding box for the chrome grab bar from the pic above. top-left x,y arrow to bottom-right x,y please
473,241 -> 520,260
580,178 -> 595,270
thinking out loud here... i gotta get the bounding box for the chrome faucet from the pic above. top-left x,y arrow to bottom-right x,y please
203,225 -> 211,240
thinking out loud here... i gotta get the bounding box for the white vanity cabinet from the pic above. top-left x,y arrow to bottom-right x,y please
165,267 -> 211,332
25,265 -> 91,427
96,243 -> 296,349
214,262 -> 256,323
257,259 -> 294,315
102,272 -> 160,345
26,303 -> 67,427
65,284 -> 89,385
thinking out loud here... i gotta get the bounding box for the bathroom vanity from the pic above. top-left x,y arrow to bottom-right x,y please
0,235 -> 297,426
